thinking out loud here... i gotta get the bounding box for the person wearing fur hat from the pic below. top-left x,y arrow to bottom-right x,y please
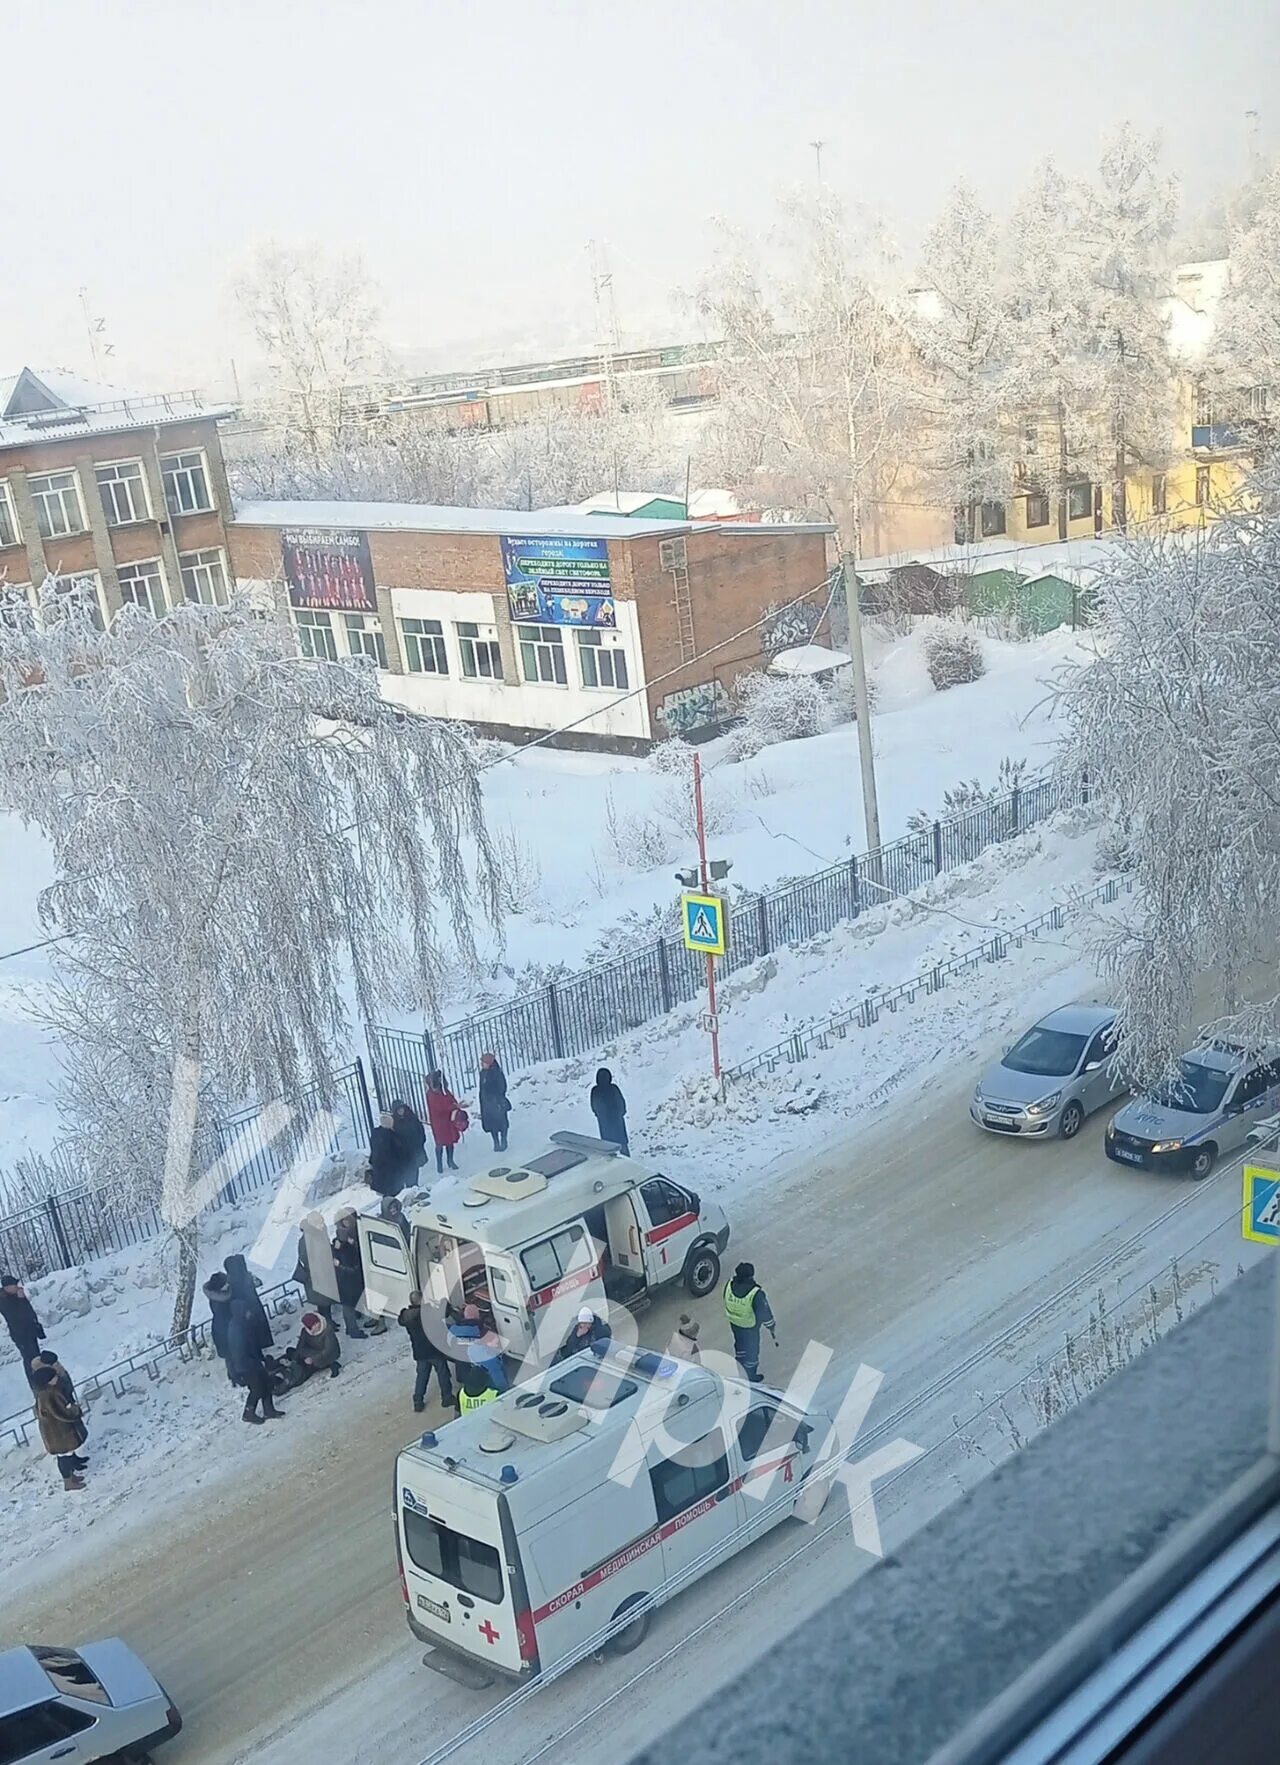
1,1272 -> 45,1390
33,1364 -> 88,1490
665,1314 -> 702,1363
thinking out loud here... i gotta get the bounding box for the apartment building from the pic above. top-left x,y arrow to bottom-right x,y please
0,367 -> 236,622
228,501 -> 833,751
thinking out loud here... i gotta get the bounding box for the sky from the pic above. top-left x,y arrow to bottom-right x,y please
1,0 -> 1275,399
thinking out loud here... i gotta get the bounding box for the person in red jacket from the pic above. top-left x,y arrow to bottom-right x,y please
425,1070 -> 466,1174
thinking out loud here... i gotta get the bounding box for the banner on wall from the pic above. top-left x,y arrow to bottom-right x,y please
501,534 -> 616,627
282,528 -> 378,613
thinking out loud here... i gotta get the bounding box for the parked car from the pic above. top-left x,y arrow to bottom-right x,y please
0,1640 -> 180,1764
1106,1042 -> 1280,1179
971,1004 -> 1125,1140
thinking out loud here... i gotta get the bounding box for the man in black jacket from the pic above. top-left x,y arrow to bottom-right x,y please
399,1290 -> 454,1413
1,1273 -> 45,1390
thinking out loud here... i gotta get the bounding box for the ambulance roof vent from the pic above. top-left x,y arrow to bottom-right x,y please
476,1424 -> 517,1454
465,1167 -> 549,1204
500,1390 -> 591,1444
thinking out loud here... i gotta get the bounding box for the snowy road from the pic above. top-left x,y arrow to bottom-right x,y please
8,1055 -> 1262,1765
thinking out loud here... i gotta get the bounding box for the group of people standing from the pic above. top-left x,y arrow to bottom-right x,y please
3,1271 -> 90,1491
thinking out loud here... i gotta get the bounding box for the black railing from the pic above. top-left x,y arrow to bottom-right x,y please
369,772 -> 1078,1096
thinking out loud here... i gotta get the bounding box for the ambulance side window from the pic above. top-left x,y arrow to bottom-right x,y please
520,1224 -> 588,1290
650,1430 -> 729,1523
736,1404 -> 796,1463
366,1230 -> 408,1273
641,1179 -> 692,1227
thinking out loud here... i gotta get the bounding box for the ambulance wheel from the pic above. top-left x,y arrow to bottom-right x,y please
605,1595 -> 652,1656
684,1246 -> 721,1299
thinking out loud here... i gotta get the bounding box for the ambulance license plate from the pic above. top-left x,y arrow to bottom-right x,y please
417,1594 -> 451,1623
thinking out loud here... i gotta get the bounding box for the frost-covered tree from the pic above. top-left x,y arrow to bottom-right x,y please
912,183 -> 1011,543
1004,161 -> 1100,540
0,586 -> 499,1332
698,192 -> 914,848
236,241 -> 385,467
1213,164 -> 1280,431
1058,470 -> 1280,1083
1080,125 -> 1179,526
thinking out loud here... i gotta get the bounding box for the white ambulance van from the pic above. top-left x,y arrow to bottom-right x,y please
393,1343 -> 833,1685
355,1133 -> 730,1362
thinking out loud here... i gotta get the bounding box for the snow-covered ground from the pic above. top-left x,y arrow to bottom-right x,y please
0,809 -> 1108,1564
0,623 -> 1085,1181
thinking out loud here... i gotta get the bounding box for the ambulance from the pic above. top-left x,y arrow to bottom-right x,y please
393,1342 -> 834,1685
353,1133 -> 731,1363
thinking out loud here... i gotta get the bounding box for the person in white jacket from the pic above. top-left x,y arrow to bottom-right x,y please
665,1314 -> 701,1362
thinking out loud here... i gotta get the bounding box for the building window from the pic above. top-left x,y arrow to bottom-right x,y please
1022,417 -> 1039,456
116,559 -> 168,617
1248,385 -> 1270,419
1151,474 -> 1167,516
344,612 -> 387,669
0,481 -> 20,549
1195,384 -> 1213,426
95,459 -> 150,526
1066,482 -> 1093,522
179,548 -> 228,604
519,624 -> 567,686
294,607 -> 337,661
160,450 -> 213,516
577,629 -> 629,690
1025,492 -> 1050,529
27,470 -> 84,540
401,616 -> 449,675
1196,465 -> 1211,508
0,582 -> 35,629
456,619 -> 503,681
979,500 -> 1006,538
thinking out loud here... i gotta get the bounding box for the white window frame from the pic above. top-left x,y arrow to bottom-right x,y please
0,480 -> 21,549
1066,481 -> 1093,522
577,629 -> 628,690
293,607 -> 338,662
27,469 -> 85,540
343,611 -> 387,669
95,458 -> 151,527
456,618 -> 503,681
0,581 -> 35,628
519,623 -> 567,687
178,547 -> 229,605
116,558 -> 169,617
160,449 -> 214,517
400,616 -> 449,676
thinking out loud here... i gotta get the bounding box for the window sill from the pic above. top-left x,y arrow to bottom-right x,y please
166,506 -> 217,521
105,516 -> 155,530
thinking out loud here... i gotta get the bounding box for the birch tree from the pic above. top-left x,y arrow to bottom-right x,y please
1058,468 -> 1280,1083
911,182 -> 1010,543
0,585 -> 500,1333
698,193 -> 914,849
1213,164 -> 1280,433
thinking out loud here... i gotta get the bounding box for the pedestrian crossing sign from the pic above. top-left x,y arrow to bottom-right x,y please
1242,1164 -> 1280,1246
682,891 -> 727,956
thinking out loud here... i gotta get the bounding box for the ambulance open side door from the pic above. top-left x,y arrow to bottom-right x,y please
358,1220 -> 414,1318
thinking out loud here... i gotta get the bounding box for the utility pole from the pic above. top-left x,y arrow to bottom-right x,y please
842,547 -> 882,856
692,751 -> 722,1084
810,139 -> 826,186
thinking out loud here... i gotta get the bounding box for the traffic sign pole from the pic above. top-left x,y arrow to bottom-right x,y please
692,751 -> 722,1083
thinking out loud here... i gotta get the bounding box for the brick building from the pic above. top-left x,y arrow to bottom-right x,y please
229,501 -> 834,750
0,367 -> 237,622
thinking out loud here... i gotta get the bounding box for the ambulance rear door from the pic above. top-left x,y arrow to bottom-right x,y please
358,1219 -> 414,1317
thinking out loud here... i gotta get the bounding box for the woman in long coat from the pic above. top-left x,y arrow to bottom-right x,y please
478,1053 -> 510,1153
425,1071 -> 464,1174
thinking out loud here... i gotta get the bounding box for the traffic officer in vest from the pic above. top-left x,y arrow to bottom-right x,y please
723,1261 -> 777,1384
458,1364 -> 500,1413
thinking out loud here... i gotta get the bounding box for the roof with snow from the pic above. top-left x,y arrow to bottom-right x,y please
768,643 -> 852,676
233,498 -> 833,540
0,366 -> 235,452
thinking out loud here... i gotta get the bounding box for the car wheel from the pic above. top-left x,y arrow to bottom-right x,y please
1058,1100 -> 1084,1140
685,1245 -> 720,1298
1191,1145 -> 1216,1181
605,1595 -> 653,1656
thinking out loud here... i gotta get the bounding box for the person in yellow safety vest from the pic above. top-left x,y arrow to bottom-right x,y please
458,1365 -> 500,1413
723,1261 -> 777,1384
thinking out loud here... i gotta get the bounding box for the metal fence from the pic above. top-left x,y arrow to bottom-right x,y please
0,1061 -> 373,1282
368,772 -> 1078,1097
723,874 -> 1135,1085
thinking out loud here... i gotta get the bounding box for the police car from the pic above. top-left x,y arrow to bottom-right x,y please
1105,1041 -> 1280,1180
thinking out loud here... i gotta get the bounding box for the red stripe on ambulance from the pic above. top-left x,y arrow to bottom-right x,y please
644,1211 -> 699,1246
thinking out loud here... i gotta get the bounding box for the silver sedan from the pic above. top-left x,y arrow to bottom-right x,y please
971,1003 -> 1126,1141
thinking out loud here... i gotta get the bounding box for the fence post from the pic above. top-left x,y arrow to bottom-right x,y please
1081,765 -> 1091,807
756,894 -> 771,956
932,820 -> 944,876
849,854 -> 860,917
352,1056 -> 375,1140
655,938 -> 674,1014
43,1194 -> 74,1271
1010,783 -> 1021,837
545,985 -> 565,1060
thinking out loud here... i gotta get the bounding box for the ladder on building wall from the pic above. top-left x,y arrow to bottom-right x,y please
660,536 -> 696,664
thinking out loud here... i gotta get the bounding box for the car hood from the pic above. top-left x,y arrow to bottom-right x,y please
1112,1098 -> 1208,1142
76,1639 -> 164,1710
978,1062 -> 1074,1106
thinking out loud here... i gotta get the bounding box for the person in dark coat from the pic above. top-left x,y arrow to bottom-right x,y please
552,1305 -> 613,1365
1,1273 -> 46,1389
425,1071 -> 464,1174
369,1111 -> 403,1196
33,1365 -> 88,1490
227,1295 -> 285,1424
390,1101 -> 428,1184
589,1068 -> 629,1156
202,1271 -> 234,1374
723,1261 -> 777,1384
332,1209 -> 378,1339
399,1290 -> 455,1412
293,1312 -> 342,1380
223,1253 -> 271,1357
478,1053 -> 510,1153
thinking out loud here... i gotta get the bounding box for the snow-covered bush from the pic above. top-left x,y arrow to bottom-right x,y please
647,734 -> 695,776
603,789 -> 672,869
726,671 -> 834,760
1095,816 -> 1139,875
906,757 -> 1028,832
822,666 -> 879,726
923,623 -> 986,690
491,821 -> 544,914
